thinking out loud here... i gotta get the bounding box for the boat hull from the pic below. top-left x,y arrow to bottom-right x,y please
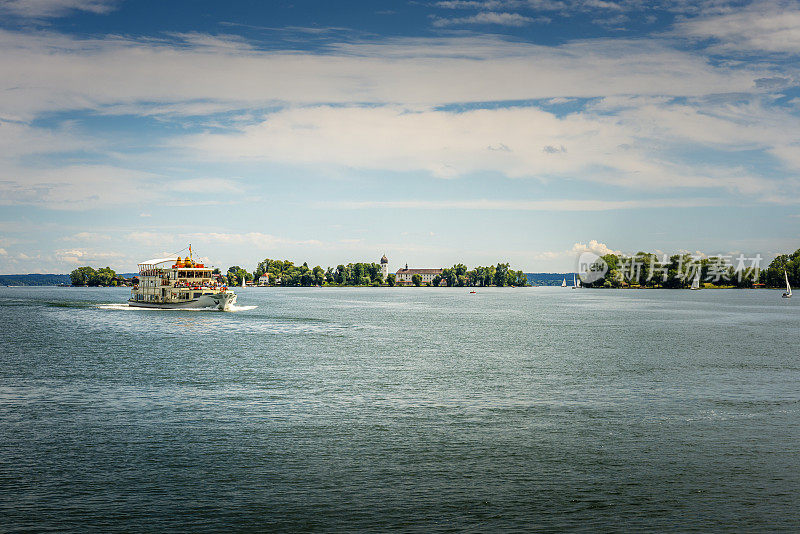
128,292 -> 236,311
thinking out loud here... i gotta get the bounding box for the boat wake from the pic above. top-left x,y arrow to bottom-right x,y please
96,304 -> 258,312
228,304 -> 257,312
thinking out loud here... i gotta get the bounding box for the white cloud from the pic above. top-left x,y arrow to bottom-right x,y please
769,144 -> 800,170
0,0 -> 118,18
435,0 -> 744,15
318,198 -> 721,211
529,239 -> 621,266
432,11 -> 542,26
55,247 -> 125,264
66,232 -> 111,241
0,164 -> 252,211
571,239 -> 620,256
0,165 -> 159,210
582,0 -> 623,9
0,22 -> 796,217
185,232 -> 323,248
176,104 -> 793,199
166,178 -> 244,194
675,2 -> 800,54
0,120 -> 89,157
0,30 -> 764,120
436,1 -> 507,8
126,231 -> 321,250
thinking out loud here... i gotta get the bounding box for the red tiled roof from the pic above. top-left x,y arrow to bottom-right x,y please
396,268 -> 443,275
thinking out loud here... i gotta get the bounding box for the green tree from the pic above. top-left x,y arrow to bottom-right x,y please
367,263 -> 381,283
482,265 -> 495,286
226,266 -> 252,286
311,265 -> 326,286
387,273 -> 396,286
299,267 -> 313,286
335,264 -> 347,284
441,267 -> 455,287
70,266 -> 96,286
493,262 -> 510,287
93,266 -> 116,286
69,266 -> 116,286
254,259 -> 271,279
764,250 -> 799,288
412,274 -> 422,286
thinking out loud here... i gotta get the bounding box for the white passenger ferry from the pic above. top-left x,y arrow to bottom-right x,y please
129,247 -> 236,310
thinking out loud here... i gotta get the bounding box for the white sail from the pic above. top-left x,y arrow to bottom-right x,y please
576,277 -> 581,288
691,273 -> 700,290
562,278 -> 566,287
785,270 -> 792,297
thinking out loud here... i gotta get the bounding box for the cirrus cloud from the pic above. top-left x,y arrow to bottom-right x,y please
0,0 -> 119,18
431,11 -> 545,26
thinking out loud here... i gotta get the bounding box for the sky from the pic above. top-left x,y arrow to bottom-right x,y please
1,0 -> 799,274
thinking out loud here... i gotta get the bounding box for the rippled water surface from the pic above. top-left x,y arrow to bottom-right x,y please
1,286 -> 799,531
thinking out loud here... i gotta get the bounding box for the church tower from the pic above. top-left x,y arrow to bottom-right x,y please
380,254 -> 389,280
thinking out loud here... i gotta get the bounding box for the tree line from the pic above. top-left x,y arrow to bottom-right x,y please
763,248 -> 800,288
232,260 -> 388,287
225,259 -> 528,287
433,263 -> 527,287
582,252 -> 764,288
63,248 -> 800,289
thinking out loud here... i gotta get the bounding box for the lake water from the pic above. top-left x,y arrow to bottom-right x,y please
1,286 -> 799,532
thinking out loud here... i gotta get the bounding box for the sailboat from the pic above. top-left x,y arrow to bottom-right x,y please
782,270 -> 792,298
561,278 -> 567,287
572,274 -> 577,289
690,273 -> 700,290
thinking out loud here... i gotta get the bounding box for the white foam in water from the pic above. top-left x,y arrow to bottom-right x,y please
228,304 -> 257,312
96,304 -> 258,312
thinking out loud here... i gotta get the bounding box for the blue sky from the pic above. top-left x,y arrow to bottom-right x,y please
1,0 -> 799,274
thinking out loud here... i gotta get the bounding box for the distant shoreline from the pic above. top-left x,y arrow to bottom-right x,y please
0,284 -> 779,290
